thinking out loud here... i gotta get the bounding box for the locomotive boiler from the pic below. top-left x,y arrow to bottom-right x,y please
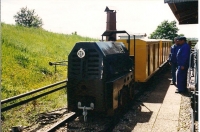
67,41 -> 134,115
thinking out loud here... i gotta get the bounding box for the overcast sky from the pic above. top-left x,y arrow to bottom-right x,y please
2,0 -> 199,39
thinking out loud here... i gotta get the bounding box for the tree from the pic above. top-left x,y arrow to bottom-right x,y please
14,7 -> 43,28
178,34 -> 184,37
149,20 -> 179,41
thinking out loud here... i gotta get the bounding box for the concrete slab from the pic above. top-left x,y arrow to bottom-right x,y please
151,119 -> 179,132
132,123 -> 153,132
142,103 -> 161,112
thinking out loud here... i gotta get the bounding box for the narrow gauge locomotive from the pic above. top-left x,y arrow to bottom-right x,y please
67,32 -> 172,116
67,7 -> 171,117
67,41 -> 134,115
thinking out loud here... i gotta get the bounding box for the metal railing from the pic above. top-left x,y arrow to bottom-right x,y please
49,61 -> 68,73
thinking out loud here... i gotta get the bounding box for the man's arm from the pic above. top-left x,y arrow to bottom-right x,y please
180,44 -> 190,69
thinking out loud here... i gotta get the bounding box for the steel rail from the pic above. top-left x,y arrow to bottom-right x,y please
1,80 -> 67,104
1,85 -> 67,112
46,112 -> 76,132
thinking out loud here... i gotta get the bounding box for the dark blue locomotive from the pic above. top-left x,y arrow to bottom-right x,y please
67,41 -> 134,115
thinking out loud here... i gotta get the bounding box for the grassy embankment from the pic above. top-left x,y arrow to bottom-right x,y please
1,23 -> 98,131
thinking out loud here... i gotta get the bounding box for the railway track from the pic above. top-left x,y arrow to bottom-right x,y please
1,80 -> 67,112
45,112 -> 76,132
21,108 -> 76,132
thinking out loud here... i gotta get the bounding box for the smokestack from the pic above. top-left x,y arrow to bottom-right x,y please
105,6 -> 116,41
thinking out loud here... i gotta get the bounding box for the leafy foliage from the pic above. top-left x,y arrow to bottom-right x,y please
2,23 -> 98,98
179,34 -> 185,37
14,7 -> 43,28
149,20 -> 179,40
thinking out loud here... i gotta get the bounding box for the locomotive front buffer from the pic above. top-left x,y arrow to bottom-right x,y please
78,102 -> 94,122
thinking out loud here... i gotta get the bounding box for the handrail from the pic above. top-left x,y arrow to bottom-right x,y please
189,51 -> 195,69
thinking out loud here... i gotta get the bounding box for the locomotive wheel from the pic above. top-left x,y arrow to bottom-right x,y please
129,82 -> 135,100
120,87 -> 129,106
107,109 -> 115,116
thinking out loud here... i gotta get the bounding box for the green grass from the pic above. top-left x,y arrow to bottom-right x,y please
1,23 -> 98,131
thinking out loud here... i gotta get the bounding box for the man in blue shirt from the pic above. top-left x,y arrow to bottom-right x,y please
168,37 -> 181,85
176,37 -> 190,93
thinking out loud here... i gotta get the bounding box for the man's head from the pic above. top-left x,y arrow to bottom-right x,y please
177,36 -> 187,45
174,37 -> 179,45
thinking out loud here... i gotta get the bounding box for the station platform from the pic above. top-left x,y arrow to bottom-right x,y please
131,70 -> 187,132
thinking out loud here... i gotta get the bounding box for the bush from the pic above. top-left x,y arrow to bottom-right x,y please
14,7 -> 43,28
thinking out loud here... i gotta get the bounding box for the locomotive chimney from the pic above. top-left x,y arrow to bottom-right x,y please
105,6 -> 116,41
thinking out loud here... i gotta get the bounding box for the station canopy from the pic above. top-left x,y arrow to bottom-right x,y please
164,0 -> 198,24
